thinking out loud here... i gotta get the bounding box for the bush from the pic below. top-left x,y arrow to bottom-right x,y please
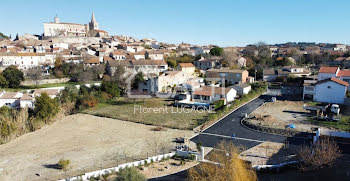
81,95 -> 97,108
101,80 -> 120,98
115,167 -> 146,181
0,74 -> 8,88
57,159 -> 71,171
213,100 -> 225,110
34,93 -> 60,122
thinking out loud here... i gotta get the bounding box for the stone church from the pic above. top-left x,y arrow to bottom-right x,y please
43,12 -> 108,37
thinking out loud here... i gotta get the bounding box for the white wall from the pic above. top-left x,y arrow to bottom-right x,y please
314,81 -> 346,104
317,73 -> 337,81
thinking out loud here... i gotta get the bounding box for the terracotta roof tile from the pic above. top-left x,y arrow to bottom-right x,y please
338,70 -> 350,77
178,63 -> 195,68
194,86 -> 232,96
317,77 -> 349,87
319,66 -> 339,74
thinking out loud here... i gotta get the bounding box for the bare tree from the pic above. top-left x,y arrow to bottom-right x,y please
189,141 -> 257,181
146,133 -> 167,156
26,67 -> 43,85
298,137 -> 341,171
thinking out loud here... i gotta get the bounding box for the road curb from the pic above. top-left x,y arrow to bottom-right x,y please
199,93 -> 265,133
239,103 -> 312,140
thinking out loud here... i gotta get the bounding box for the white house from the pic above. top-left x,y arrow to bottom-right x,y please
0,53 -> 56,70
314,77 -> 348,104
19,94 -> 34,109
33,89 -> 61,99
0,92 -> 23,108
237,57 -> 247,67
230,84 -> 251,96
193,86 -> 236,104
132,60 -> 168,76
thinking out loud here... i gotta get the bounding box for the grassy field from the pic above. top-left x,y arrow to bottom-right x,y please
82,98 -> 210,130
306,116 -> 350,131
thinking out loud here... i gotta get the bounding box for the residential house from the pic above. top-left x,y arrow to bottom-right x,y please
193,86 -> 236,104
317,66 -> 339,81
145,50 -> 164,60
176,63 -> 195,74
19,94 -> 34,108
111,50 -> 126,61
263,66 -> 311,82
33,89 -> 61,99
229,84 -> 251,96
0,92 -> 23,108
313,78 -> 348,104
194,58 -> 220,70
236,57 -> 247,67
139,71 -> 193,93
0,52 -> 56,70
205,69 -> 249,86
132,60 -> 168,76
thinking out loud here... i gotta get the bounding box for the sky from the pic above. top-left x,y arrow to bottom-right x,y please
1,0 -> 350,46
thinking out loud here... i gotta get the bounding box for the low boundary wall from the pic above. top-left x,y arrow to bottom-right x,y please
58,152 -> 175,181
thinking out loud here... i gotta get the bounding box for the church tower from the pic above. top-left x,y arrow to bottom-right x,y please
89,12 -> 99,30
54,15 -> 60,23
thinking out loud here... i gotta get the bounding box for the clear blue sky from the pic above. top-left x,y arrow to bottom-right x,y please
2,0 -> 350,46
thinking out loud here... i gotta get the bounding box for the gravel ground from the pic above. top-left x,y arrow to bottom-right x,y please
250,100 -> 332,132
0,114 -> 193,181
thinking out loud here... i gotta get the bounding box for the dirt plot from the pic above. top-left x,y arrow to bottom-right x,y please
0,114 -> 193,181
249,100 -> 332,133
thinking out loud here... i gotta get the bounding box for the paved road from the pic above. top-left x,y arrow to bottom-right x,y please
191,93 -> 310,150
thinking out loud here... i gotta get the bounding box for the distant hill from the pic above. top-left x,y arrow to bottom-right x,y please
0,32 -> 9,39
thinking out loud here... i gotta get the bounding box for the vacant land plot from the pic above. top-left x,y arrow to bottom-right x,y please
240,141 -> 300,165
0,114 -> 193,181
249,100 -> 333,132
83,98 -> 210,130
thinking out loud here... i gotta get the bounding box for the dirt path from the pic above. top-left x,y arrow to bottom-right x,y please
0,114 -> 193,181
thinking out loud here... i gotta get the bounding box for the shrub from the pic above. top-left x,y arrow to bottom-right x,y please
57,159 -> 71,171
0,74 -> 8,88
81,95 -> 97,108
115,167 -> 146,181
213,100 -> 225,110
34,93 -> 60,122
101,80 -> 120,98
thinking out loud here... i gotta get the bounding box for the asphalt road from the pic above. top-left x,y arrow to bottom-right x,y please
150,90 -> 350,180
191,93 -> 311,150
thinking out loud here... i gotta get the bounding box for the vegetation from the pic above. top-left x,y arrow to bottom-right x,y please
57,159 -> 71,171
82,98 -> 208,130
115,167 -> 146,181
34,93 -> 60,123
0,32 -> 9,39
306,116 -> 350,132
298,137 -> 341,172
189,142 -> 257,181
1,66 -> 24,88
209,47 -> 224,56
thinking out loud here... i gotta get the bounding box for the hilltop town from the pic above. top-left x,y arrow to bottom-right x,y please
0,13 -> 350,181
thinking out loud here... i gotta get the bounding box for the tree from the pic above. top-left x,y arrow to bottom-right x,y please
298,137 -> 341,172
115,167 -> 146,181
34,93 -> 60,122
112,65 -> 127,91
101,80 -> 120,97
189,142 -> 256,181
132,72 -> 145,89
26,67 -> 43,85
0,74 -> 8,88
2,66 -> 24,88
210,47 -> 224,56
